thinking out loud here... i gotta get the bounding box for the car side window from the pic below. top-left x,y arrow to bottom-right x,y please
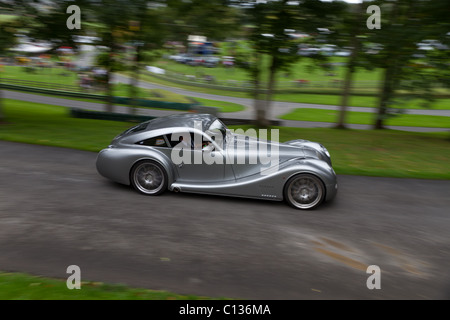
137,135 -> 169,147
167,132 -> 193,149
167,132 -> 213,150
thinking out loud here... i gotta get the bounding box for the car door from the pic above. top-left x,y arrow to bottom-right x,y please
226,133 -> 266,179
169,131 -> 225,183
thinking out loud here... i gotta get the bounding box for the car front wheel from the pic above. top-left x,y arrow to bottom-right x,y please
284,174 -> 325,210
130,160 -> 167,195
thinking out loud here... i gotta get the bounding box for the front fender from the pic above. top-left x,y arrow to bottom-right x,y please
277,158 -> 337,202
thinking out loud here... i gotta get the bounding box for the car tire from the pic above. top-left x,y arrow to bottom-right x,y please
130,160 -> 167,196
284,173 -> 325,210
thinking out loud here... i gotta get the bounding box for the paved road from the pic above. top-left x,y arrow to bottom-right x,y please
1,140 -> 449,299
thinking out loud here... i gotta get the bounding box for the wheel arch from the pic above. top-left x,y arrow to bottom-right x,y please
129,156 -> 176,187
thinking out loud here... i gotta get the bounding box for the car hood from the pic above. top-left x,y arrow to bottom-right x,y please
284,138 -> 331,165
227,134 -> 330,164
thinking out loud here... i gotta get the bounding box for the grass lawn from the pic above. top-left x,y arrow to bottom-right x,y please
243,125 -> 450,180
1,99 -> 449,179
191,97 -> 245,112
279,108 -> 450,128
3,64 -> 449,110
1,65 -> 165,99
0,99 -> 130,152
272,93 -> 450,110
280,127 -> 450,179
0,14 -> 19,22
1,65 -> 79,86
155,56 -> 382,86
0,272 -> 216,300
135,71 -> 450,110
1,66 -> 247,112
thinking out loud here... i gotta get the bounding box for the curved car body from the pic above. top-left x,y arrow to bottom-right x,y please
96,114 -> 337,209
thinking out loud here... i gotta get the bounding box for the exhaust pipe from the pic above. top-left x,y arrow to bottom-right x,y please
173,186 -> 181,193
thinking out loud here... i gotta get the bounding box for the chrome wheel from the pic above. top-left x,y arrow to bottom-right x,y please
131,161 -> 166,195
285,174 -> 325,210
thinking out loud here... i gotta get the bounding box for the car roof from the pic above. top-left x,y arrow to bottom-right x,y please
146,113 -> 218,132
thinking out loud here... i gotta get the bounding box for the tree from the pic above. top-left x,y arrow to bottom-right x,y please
363,0 -> 450,129
23,0 -> 86,51
124,1 -> 166,114
83,0 -> 171,113
234,0 -> 345,127
87,0 -> 133,112
0,18 -> 20,122
329,2 -> 366,129
27,0 -> 140,113
164,0 -> 241,44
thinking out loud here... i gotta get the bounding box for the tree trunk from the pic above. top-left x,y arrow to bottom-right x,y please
128,45 -> 141,115
254,99 -> 267,127
254,79 -> 268,127
103,36 -> 115,114
0,89 -> 4,123
336,3 -> 362,129
336,63 -> 354,129
374,0 -> 401,130
260,56 -> 277,128
252,52 -> 269,127
375,66 -> 394,129
105,70 -> 114,113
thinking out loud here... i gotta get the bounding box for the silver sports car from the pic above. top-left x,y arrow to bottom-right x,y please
96,113 -> 337,210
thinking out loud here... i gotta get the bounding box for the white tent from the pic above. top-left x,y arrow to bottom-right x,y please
10,43 -> 52,53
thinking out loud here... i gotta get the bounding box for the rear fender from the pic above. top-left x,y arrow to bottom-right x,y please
96,146 -> 176,186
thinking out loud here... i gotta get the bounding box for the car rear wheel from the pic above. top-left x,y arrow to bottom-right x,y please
130,160 -> 167,195
284,174 -> 325,210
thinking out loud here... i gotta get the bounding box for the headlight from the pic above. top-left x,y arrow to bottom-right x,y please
321,145 -> 330,158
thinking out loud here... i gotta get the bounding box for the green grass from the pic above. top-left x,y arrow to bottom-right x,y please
191,97 -> 245,112
1,66 -> 165,99
112,83 -> 193,103
155,56 -> 381,85
156,56 -> 449,94
272,93 -> 450,110
0,272 -> 217,300
133,70 -> 450,110
1,65 -> 79,85
0,14 -> 19,22
231,125 -> 450,180
1,98 -> 449,179
5,64 -> 448,110
279,108 -> 450,128
0,99 -> 130,152
1,66 -> 246,112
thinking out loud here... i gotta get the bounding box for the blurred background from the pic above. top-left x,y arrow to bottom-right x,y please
0,0 -> 449,300
0,0 -> 449,125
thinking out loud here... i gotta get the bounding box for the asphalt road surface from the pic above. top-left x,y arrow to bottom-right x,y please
1,141 -> 449,299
